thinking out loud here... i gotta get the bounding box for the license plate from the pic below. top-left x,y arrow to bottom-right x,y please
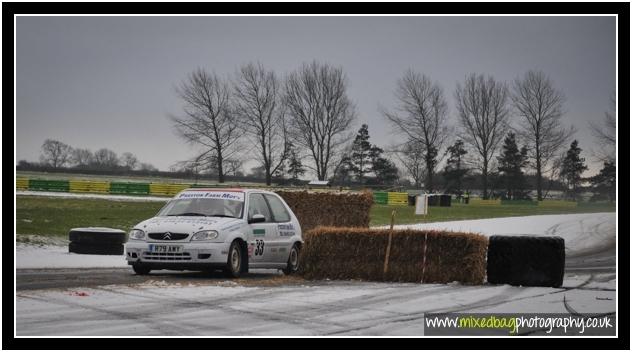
149,244 -> 182,253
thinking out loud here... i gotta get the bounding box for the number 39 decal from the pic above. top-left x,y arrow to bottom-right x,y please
254,239 -> 265,256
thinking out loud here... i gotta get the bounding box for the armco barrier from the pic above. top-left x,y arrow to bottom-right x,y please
387,192 -> 408,206
149,183 -> 191,196
16,178 -> 29,190
69,180 -> 110,194
28,179 -> 70,192
373,191 -> 388,205
109,182 -> 150,195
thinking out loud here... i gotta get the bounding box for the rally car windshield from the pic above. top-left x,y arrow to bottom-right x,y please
156,198 -> 244,219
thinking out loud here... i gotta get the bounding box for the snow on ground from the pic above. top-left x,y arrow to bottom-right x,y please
16,213 -> 614,269
387,212 -> 616,256
15,275 -> 615,336
16,242 -> 127,269
16,190 -> 169,202
15,212 -> 617,336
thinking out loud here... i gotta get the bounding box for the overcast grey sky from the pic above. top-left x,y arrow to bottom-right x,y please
16,16 -> 616,176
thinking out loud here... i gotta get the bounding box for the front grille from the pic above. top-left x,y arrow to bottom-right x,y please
142,252 -> 192,261
147,232 -> 189,241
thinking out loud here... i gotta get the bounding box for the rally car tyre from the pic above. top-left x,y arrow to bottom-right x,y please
223,241 -> 242,278
486,235 -> 565,288
132,264 -> 151,275
69,241 -> 124,255
69,227 -> 126,245
282,243 -> 300,275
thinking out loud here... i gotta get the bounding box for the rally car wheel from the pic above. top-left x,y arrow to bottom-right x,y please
282,243 -> 300,275
132,264 -> 151,275
224,241 -> 242,278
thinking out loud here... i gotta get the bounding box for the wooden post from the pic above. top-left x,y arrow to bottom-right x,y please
383,209 -> 396,274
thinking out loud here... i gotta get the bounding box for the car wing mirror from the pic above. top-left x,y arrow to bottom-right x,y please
248,214 -> 266,224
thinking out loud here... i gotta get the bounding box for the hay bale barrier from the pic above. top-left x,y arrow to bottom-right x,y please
275,191 -> 373,232
299,227 -> 488,285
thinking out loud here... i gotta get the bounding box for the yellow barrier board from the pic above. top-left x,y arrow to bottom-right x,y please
387,192 -> 409,205
69,180 -> 110,193
150,183 -> 191,196
16,178 -> 29,190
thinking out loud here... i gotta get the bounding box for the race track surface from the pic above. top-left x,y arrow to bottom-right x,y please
15,213 -> 616,336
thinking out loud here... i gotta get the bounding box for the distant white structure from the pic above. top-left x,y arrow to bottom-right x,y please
308,180 -> 331,187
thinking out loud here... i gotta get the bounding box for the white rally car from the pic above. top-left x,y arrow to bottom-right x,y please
125,188 -> 302,277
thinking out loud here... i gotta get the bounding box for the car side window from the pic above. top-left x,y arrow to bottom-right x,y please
248,193 -> 272,222
264,194 -> 291,223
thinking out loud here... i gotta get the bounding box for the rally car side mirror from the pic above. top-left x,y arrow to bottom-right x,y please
248,214 -> 266,224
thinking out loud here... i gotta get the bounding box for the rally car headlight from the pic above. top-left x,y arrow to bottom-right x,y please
129,229 -> 146,240
191,230 -> 219,241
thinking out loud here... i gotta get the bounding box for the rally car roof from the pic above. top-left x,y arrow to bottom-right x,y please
177,188 -> 280,194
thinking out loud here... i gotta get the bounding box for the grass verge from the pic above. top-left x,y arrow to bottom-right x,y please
16,195 -> 615,237
16,195 -> 164,238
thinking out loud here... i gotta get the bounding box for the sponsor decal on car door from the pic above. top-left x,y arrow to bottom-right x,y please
247,193 -> 277,263
264,194 -> 294,263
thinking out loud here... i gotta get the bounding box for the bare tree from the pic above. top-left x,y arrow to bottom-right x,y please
71,148 -> 94,167
589,94 -> 616,162
512,70 -> 574,201
171,68 -> 240,183
120,152 -> 138,170
381,70 -> 449,192
455,74 -> 510,199
234,62 -> 289,185
40,139 -> 73,169
224,158 -> 244,177
394,139 -> 426,189
93,148 -> 119,168
284,61 -> 356,180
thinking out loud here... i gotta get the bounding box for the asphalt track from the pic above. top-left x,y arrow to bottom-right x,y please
16,237 -> 615,290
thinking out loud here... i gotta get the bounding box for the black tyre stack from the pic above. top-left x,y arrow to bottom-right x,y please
487,235 -> 565,288
68,227 -> 127,255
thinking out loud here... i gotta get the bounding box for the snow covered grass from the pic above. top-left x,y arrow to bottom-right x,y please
370,202 -> 615,226
385,212 -> 615,257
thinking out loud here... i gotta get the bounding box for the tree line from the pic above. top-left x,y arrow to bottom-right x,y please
22,61 -> 615,202
25,139 -> 158,172
171,62 -> 615,201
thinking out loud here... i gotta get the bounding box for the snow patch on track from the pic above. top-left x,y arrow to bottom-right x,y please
16,243 -> 127,269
